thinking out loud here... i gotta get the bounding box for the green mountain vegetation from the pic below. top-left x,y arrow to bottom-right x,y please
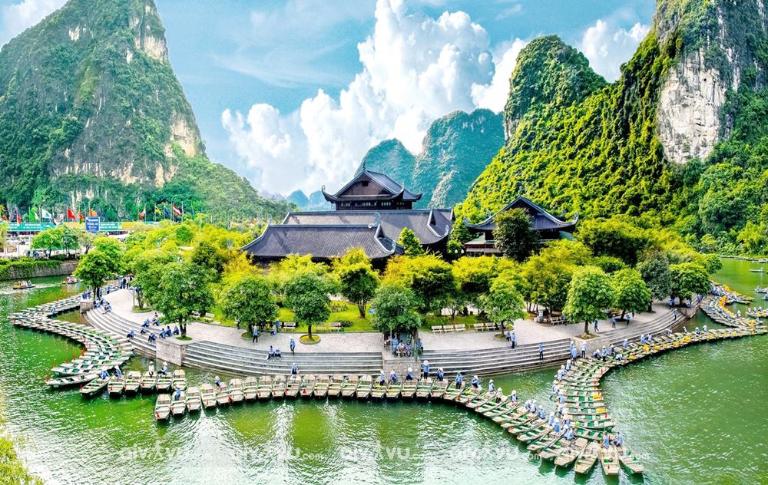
0,0 -> 290,221
459,0 -> 768,254
360,109 -> 504,208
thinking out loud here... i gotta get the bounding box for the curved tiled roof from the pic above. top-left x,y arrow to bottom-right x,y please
243,224 -> 398,260
283,209 -> 453,245
322,170 -> 421,202
466,197 -> 577,232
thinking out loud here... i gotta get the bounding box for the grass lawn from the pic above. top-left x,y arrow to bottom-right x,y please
421,314 -> 483,330
278,302 -> 376,332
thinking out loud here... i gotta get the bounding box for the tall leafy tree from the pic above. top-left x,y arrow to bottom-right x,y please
564,266 -> 615,335
0,222 -> 7,251
384,255 -> 455,314
669,263 -> 710,301
92,237 -> 124,274
220,276 -> 277,329
481,274 -> 526,335
284,272 -> 331,339
637,252 -> 672,302
577,217 -> 653,265
150,262 -> 213,336
493,208 -> 539,261
190,240 -> 227,280
611,268 -> 651,319
334,256 -> 379,318
397,228 -> 424,256
75,250 -> 114,294
371,283 -> 421,335
31,227 -> 63,257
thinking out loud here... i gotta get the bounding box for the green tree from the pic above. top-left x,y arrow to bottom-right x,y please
522,241 -> 589,313
493,208 -> 539,261
75,250 -> 114,294
564,266 -> 615,335
190,240 -> 226,280
637,252 -> 672,301
737,221 -> 768,255
220,276 -> 277,329
31,227 -> 63,257
452,256 -> 503,306
59,225 -> 81,256
384,255 -> 455,314
131,250 -> 177,308
669,263 -> 710,301
480,274 -> 526,335
577,217 -> 653,265
397,227 -> 424,256
611,268 -> 651,319
149,262 -> 213,336
284,272 -> 331,339
371,283 -> 421,335
334,259 -> 379,318
92,237 -> 124,274
0,221 -> 7,251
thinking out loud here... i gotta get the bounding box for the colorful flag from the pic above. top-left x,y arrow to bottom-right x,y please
78,211 -> 84,222
41,208 -> 52,220
67,208 -> 76,220
89,209 -> 97,217
172,205 -> 182,217
29,208 -> 38,222
138,208 -> 146,220
16,211 -> 21,224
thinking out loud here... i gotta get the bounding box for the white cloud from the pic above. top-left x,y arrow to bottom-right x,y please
471,38 -> 527,111
580,19 -> 649,81
224,0 -> 511,195
0,0 -> 65,46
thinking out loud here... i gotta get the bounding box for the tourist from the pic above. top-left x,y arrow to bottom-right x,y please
471,375 -> 480,389
114,366 -> 123,379
565,427 -> 574,441
268,346 -> 275,359
623,338 -> 628,349
602,433 -> 611,449
252,326 -> 259,343
488,379 -> 495,393
214,376 -> 223,389
553,419 -> 561,433
611,316 -> 616,329
274,348 -> 282,359
174,387 -> 182,401
378,370 -> 386,386
437,367 -> 445,381
127,330 -> 135,339
570,344 -> 577,359
406,367 -> 414,381
510,331 -> 516,349
559,392 -> 566,405
593,320 -> 599,332
159,362 -> 168,376
613,432 -> 624,448
389,369 -> 398,384
391,335 -> 399,354
494,387 -> 503,402
455,372 -> 464,387
291,363 -> 298,375
538,343 -> 544,361
148,362 -> 155,376
505,329 -> 511,342
581,343 -> 586,359
99,369 -> 109,380
148,333 -> 156,343
510,390 -> 517,403
142,319 -> 150,328
421,359 -> 430,379
548,412 -> 555,427
289,338 -> 296,354
173,326 -> 180,336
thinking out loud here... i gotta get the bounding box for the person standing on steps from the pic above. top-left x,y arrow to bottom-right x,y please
581,342 -> 586,359
538,343 -> 544,361
510,331 -> 516,349
289,337 -> 296,354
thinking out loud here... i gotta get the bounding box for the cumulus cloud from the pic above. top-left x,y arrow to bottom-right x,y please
580,19 -> 649,81
471,38 -> 527,111
224,0 -> 504,194
0,0 -> 65,46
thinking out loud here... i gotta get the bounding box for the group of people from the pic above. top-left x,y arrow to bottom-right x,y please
388,334 -> 422,358
267,346 -> 283,359
602,431 -> 624,449
504,330 -> 517,348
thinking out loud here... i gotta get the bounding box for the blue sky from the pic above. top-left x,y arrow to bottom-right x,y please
0,0 -> 655,195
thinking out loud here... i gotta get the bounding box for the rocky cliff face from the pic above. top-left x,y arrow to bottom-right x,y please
0,0 -> 288,219
656,0 -> 768,163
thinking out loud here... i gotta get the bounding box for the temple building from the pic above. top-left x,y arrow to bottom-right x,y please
463,197 -> 578,256
243,170 -> 453,265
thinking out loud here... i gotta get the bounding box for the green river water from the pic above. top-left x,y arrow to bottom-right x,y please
0,258 -> 767,484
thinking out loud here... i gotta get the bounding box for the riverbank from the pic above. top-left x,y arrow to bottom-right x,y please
0,404 -> 40,484
0,258 -> 77,281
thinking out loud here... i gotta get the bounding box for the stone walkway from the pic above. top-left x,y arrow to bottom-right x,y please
106,290 -> 673,354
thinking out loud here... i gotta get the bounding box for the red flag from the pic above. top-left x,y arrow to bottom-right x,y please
67,207 -> 76,220
138,209 -> 146,220
172,205 -> 182,217
89,209 -> 97,217
16,212 -> 21,224
78,212 -> 84,222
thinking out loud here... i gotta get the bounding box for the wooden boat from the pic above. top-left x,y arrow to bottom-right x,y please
154,394 -> 172,421
124,371 -> 141,394
617,446 -> 644,474
385,381 -> 402,399
340,376 -> 359,398
62,276 -> 79,285
429,379 -> 448,399
312,375 -> 329,398
172,369 -> 187,391
529,431 -> 564,453
415,378 -> 433,399
326,375 -> 343,397
156,375 -> 172,392
80,376 -> 110,398
257,376 -> 273,399
750,268 -> 764,273
140,372 -> 157,393
357,375 -> 374,399
599,445 -> 620,476
285,376 -> 301,398
442,382 -> 464,401
243,377 -> 259,400
271,376 -> 286,398
229,379 -> 245,403
216,385 -> 231,406
574,441 -> 600,474
186,387 -> 202,412
170,391 -> 186,417
12,280 -> 35,290
554,438 -> 588,467
200,383 -> 217,408
299,375 -> 316,398
401,379 -> 417,399
108,377 -> 126,397
47,372 -> 99,388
